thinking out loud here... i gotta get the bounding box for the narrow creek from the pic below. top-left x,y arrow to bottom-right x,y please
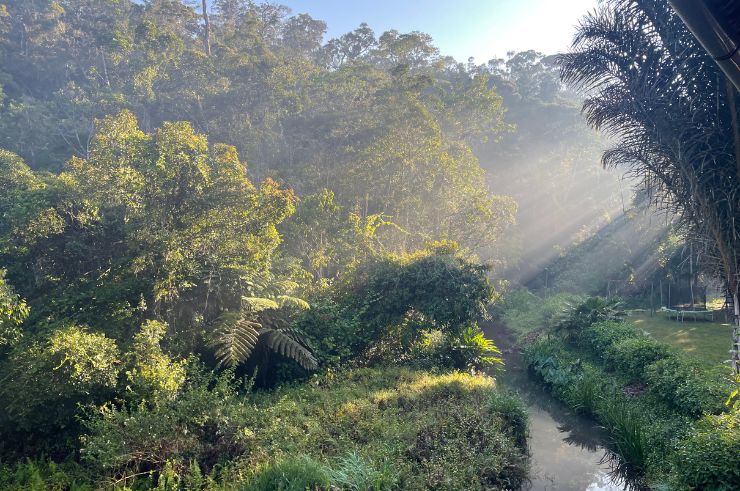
481,322 -> 631,491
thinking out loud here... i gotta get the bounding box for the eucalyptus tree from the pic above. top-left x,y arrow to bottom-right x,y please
560,0 -> 740,371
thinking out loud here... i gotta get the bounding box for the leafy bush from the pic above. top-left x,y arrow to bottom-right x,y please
299,246 -> 495,370
0,326 -> 120,440
409,324 -> 503,372
124,320 -> 186,405
645,358 -> 733,417
604,336 -> 672,380
0,269 -> 29,347
554,297 -> 626,342
671,411 -> 740,490
579,320 -> 642,355
80,365 -> 248,482
525,338 -> 582,390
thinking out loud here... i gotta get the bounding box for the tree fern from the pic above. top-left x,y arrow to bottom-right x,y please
262,328 -> 317,370
210,312 -> 261,368
210,299 -> 317,370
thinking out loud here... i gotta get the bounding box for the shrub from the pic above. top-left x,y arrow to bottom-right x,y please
80,365 -> 248,482
579,320 -> 642,355
299,247 -> 495,370
0,326 -> 120,438
410,324 -> 503,372
604,336 -> 672,380
554,297 -> 626,342
124,320 -> 186,405
671,411 -> 740,490
645,358 -> 733,417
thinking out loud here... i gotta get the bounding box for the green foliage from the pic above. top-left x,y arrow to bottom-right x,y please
328,451 -> 396,491
595,399 -> 649,472
244,456 -> 332,491
554,297 -> 626,342
0,459 -> 92,491
671,411 -> 740,491
209,302 -> 317,371
298,245 -> 496,370
125,320 -> 186,404
645,358 -> 733,418
578,320 -> 642,356
236,367 -> 528,491
0,325 -> 120,436
0,269 -> 28,346
604,336 -> 672,380
491,289 -> 584,337
81,365 -> 247,482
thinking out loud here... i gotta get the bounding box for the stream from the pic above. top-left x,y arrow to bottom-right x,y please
482,322 -> 633,491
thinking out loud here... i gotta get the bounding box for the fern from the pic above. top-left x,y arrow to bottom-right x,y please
210,312 -> 261,368
262,329 -> 317,370
210,300 -> 318,370
276,295 -> 310,310
241,296 -> 279,312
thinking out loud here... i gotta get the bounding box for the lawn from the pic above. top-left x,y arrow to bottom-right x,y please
629,311 -> 733,365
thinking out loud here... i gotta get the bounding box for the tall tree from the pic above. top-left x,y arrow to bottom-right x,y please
561,0 -> 740,371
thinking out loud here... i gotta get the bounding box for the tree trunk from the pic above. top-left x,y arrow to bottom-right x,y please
201,0 -> 211,56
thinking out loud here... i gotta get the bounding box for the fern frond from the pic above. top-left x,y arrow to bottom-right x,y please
262,329 -> 318,370
241,296 -> 279,312
276,295 -> 310,310
210,312 -> 261,368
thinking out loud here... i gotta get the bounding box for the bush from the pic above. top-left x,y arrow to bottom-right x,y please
645,358 -> 733,417
299,247 -> 495,370
579,320 -> 642,355
80,365 -> 248,482
0,326 -> 120,441
671,411 -> 740,490
604,336 -> 672,380
554,297 -> 626,342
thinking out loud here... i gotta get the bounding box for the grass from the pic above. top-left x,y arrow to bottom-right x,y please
232,367 -> 530,490
629,312 -> 733,365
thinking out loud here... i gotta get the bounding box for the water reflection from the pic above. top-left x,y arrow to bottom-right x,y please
482,323 -> 644,491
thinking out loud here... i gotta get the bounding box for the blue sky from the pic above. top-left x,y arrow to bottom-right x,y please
278,0 -> 598,62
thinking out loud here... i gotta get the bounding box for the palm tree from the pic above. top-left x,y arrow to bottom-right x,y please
560,0 -> 740,371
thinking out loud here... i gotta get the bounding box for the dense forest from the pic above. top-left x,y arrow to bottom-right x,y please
0,0 -> 738,490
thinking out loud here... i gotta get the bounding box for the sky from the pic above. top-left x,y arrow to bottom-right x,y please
279,0 -> 599,63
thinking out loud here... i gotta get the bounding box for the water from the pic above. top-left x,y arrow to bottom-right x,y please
482,322 -> 630,491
